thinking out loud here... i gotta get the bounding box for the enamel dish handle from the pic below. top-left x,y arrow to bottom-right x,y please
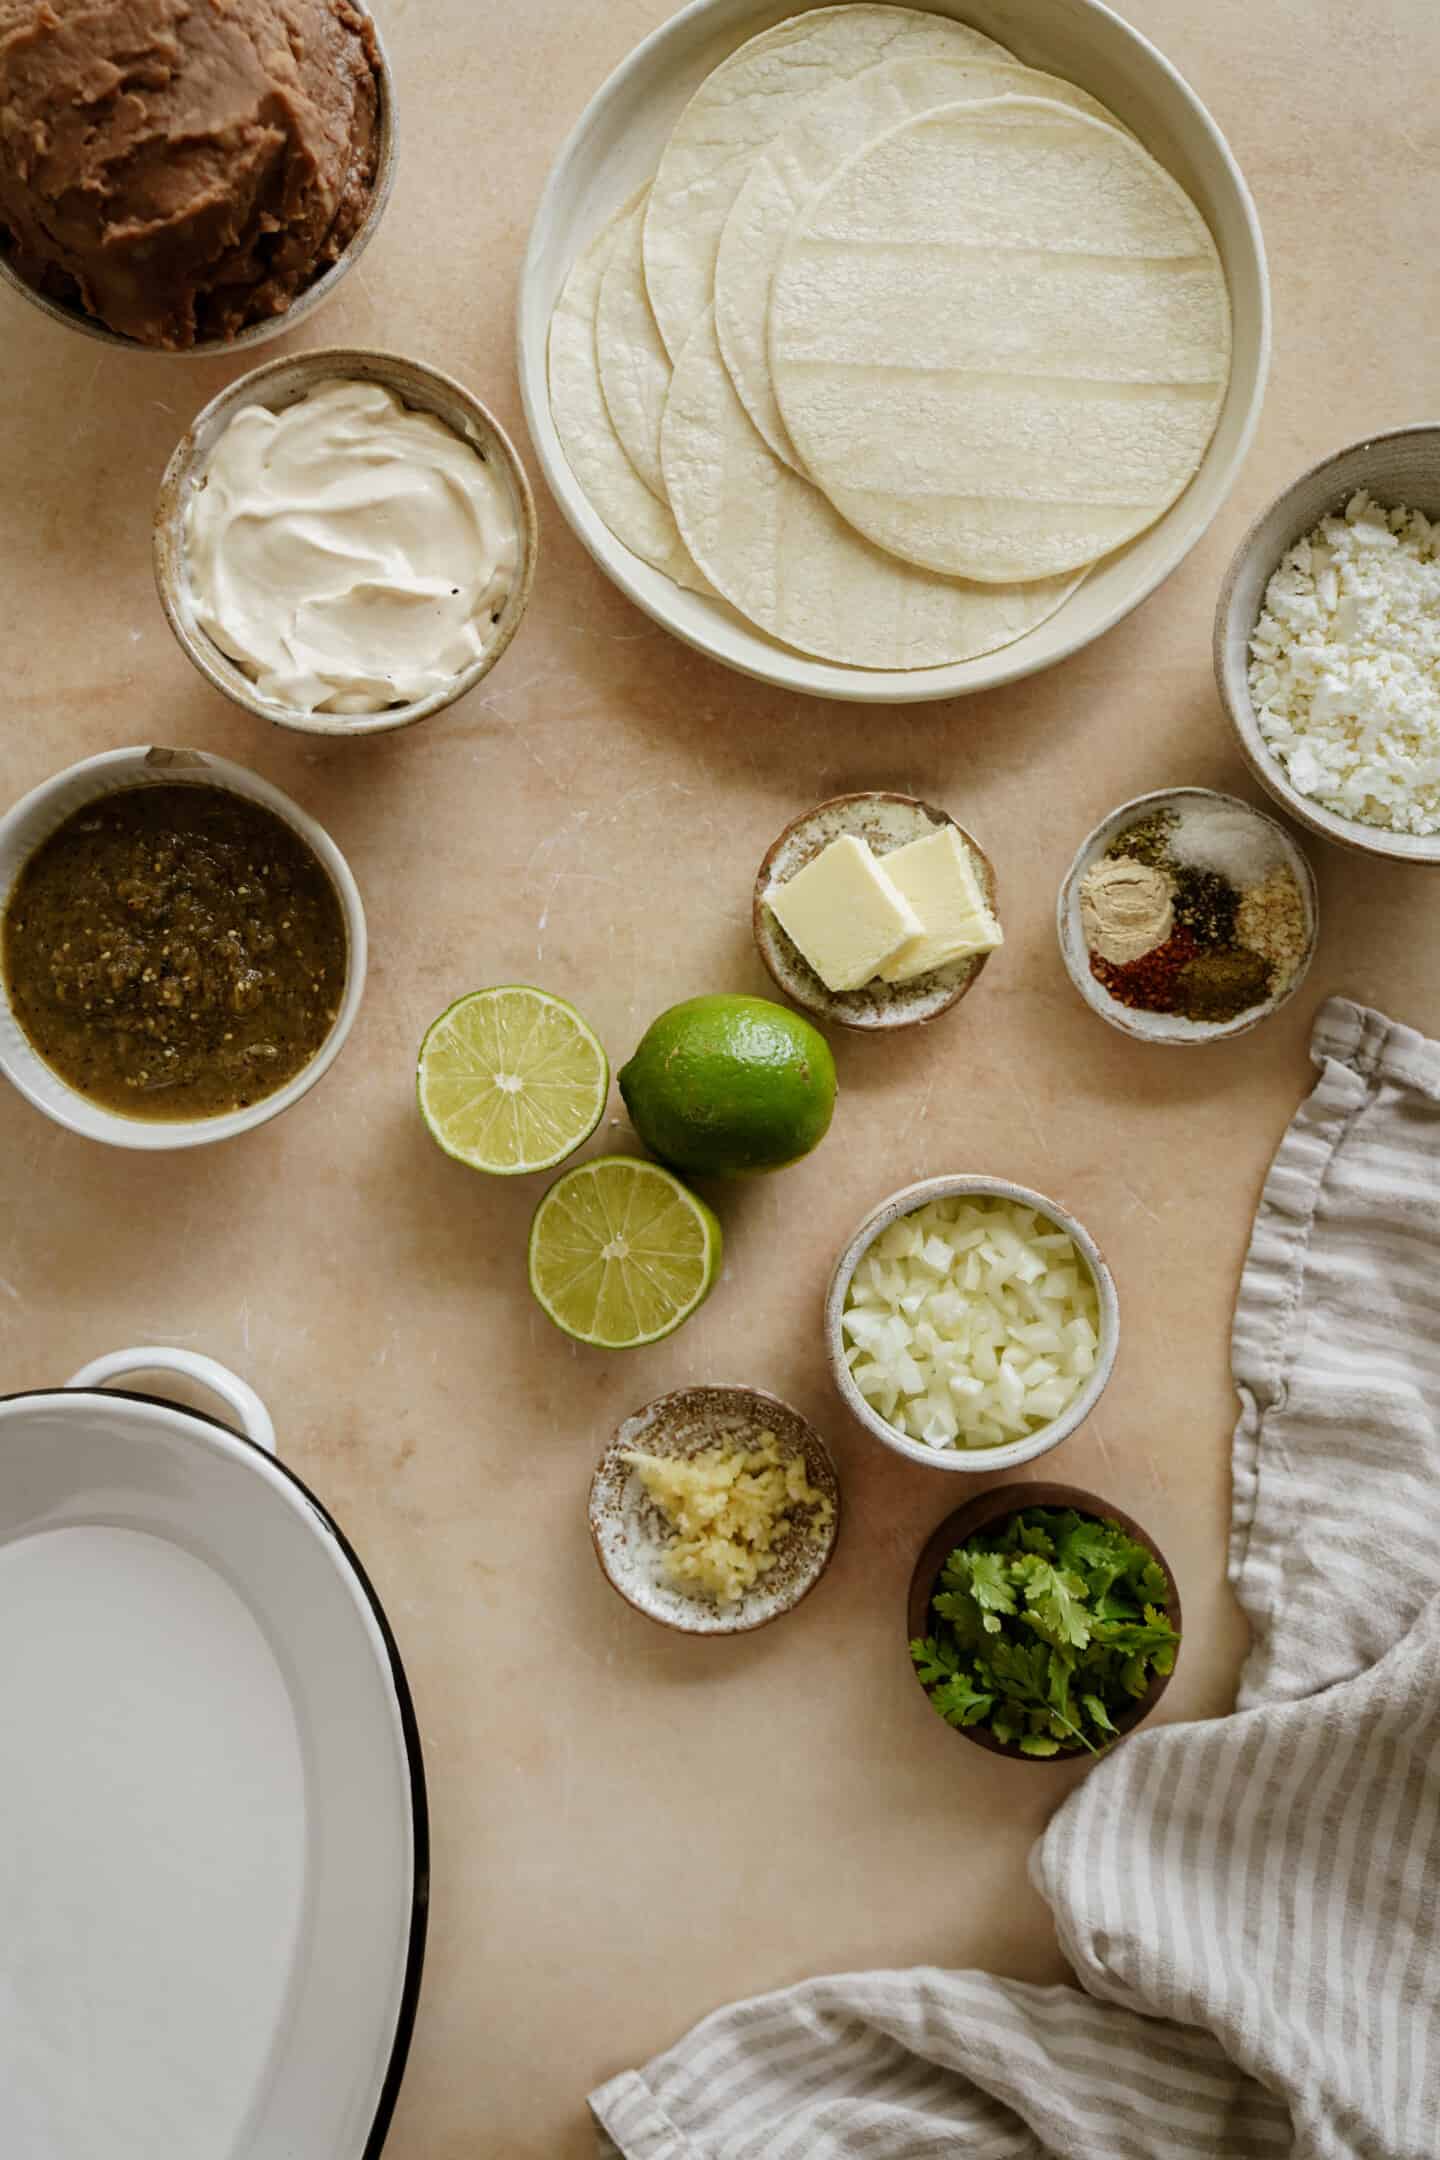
65,1346 -> 277,1455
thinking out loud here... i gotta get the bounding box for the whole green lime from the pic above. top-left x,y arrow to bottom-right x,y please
619,994 -> 837,1176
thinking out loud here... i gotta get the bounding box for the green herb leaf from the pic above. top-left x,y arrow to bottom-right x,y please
1018,1559 -> 1093,1651
1082,1693 -> 1118,1735
965,1549 -> 1019,1617
930,1671 -> 996,1729
909,1635 -> 959,1688
915,1513 -> 1179,1757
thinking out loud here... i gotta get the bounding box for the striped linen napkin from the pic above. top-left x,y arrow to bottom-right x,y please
591,997 -> 1440,2160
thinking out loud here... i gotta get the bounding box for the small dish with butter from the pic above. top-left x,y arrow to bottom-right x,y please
589,1385 -> 840,1635
0,746 -> 365,1149
155,348 -> 538,737
753,793 -> 1000,1032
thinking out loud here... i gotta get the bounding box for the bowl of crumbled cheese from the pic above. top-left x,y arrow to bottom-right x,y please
826,1177 -> 1119,1473
1216,427 -> 1440,862
1057,787 -> 1318,1043
589,1385 -> 839,1634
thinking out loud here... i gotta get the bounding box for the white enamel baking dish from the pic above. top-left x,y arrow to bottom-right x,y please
0,1348 -> 427,2160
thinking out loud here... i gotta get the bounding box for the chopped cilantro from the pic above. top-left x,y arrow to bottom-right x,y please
909,1507 -> 1179,1756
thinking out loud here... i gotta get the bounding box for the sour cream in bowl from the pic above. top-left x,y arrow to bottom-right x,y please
155,350 -> 538,737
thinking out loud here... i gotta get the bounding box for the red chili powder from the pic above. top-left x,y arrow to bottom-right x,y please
1091,928 -> 1198,1013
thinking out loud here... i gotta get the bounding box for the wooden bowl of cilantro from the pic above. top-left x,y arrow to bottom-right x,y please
907,1484 -> 1182,1760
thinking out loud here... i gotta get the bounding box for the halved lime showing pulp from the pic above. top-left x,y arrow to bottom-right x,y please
528,1156 -> 722,1347
418,987 -> 609,1176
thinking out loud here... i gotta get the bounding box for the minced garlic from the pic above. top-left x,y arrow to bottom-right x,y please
622,1432 -> 833,1604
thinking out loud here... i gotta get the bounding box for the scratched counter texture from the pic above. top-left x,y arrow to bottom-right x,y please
2,3 -> 1439,2155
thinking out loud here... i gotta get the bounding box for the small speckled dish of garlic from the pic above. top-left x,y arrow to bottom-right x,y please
828,1183 -> 1118,1471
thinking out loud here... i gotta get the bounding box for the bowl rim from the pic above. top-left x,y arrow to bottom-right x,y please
516,0 -> 1271,704
0,745 -> 367,1149
0,6 -> 397,355
752,791 -> 998,1032
906,1479 -> 1182,1760
152,346 -> 539,738
1214,423 -> 1440,864
588,1381 -> 841,1635
824,1174 -> 1120,1472
1055,783 -> 1320,1044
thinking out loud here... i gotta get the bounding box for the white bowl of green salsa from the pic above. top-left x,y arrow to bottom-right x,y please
0,746 -> 366,1149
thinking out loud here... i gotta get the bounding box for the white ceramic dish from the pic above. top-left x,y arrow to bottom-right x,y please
517,0 -> 1270,703
0,9 -> 397,356
1214,425 -> 1440,864
1057,786 -> 1318,1043
0,745 -> 367,1147
0,1347 -> 426,2160
154,350 -> 538,738
825,1174 -> 1119,1472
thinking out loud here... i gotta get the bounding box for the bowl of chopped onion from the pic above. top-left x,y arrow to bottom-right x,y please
825,1177 -> 1119,1473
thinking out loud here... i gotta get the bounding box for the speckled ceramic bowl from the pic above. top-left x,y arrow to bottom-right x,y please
1215,426 -> 1440,864
589,1385 -> 840,1636
754,793 -> 998,1032
154,348 -> 538,738
1057,786 -> 1318,1045
0,10 -> 397,355
825,1175 -> 1119,1475
907,1482 -> 1182,1761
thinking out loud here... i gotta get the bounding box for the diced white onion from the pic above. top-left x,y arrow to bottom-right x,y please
842,1196 -> 1102,1450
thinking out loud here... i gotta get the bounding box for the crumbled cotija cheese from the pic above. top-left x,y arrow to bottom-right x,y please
1249,492 -> 1440,834
622,1434 -> 833,1604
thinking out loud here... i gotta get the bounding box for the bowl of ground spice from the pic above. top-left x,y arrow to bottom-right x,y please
0,745 -> 366,1147
1057,787 -> 1317,1044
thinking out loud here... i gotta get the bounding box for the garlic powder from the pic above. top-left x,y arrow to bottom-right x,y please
1248,492 -> 1440,834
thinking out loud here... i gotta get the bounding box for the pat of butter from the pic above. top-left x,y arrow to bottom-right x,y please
879,826 -> 1003,984
767,834 -> 922,992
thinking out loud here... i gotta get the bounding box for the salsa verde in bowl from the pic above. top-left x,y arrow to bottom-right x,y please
0,747 -> 366,1149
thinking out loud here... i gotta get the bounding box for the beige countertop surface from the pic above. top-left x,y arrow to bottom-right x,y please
2,2 -> 1438,2154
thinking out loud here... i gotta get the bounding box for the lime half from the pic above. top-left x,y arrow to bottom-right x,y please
418,987 -> 609,1176
528,1156 -> 722,1347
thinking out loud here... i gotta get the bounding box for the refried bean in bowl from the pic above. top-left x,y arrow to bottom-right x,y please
0,747 -> 366,1149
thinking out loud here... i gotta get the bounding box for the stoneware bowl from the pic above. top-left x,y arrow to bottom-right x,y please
589,1384 -> 840,1635
154,348 -> 538,737
518,0 -> 1269,703
0,9 -> 397,356
1215,425 -> 1440,864
1057,785 -> 1318,1045
906,1480 -> 1182,1760
825,1175 -> 1119,1474
0,744 -> 366,1150
754,792 -> 998,1032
